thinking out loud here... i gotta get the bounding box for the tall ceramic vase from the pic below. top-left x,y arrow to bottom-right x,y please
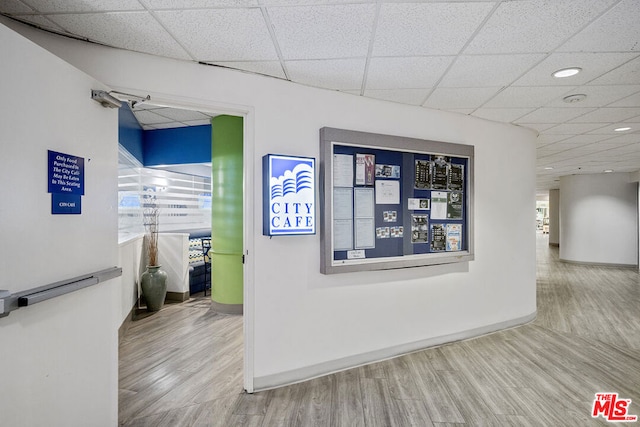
141,265 -> 168,312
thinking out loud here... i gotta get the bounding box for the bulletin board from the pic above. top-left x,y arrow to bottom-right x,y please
320,127 -> 474,274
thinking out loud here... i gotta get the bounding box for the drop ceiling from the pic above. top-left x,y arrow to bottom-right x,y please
2,0 -> 639,194
127,102 -> 216,130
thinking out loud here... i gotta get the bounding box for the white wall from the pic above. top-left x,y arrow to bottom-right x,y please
118,235 -> 144,323
560,173 -> 638,266
0,24 -> 119,426
157,233 -> 190,294
4,19 -> 538,391
549,189 -> 560,246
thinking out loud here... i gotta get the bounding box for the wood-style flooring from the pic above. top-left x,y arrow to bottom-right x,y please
119,233 -> 640,426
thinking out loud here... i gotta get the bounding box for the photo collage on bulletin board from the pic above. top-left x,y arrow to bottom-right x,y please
331,144 -> 468,262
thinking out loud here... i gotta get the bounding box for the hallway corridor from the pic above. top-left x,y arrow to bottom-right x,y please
119,233 -> 640,426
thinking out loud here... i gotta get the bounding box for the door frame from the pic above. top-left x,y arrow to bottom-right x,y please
113,87 -> 256,392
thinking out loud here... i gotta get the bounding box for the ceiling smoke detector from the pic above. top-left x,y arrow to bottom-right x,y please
563,94 -> 587,104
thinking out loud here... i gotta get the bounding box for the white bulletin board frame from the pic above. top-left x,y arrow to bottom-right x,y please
319,127 -> 474,274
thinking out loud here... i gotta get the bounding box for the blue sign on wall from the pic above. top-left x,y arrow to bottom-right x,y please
52,193 -> 82,215
263,154 -> 316,236
48,150 -> 85,214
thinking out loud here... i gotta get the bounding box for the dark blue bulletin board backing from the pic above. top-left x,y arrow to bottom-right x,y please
332,144 -> 468,261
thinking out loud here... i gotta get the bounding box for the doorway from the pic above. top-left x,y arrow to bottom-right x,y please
115,93 -> 255,417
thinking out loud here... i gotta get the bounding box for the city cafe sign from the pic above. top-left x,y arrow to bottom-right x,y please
263,154 -> 316,236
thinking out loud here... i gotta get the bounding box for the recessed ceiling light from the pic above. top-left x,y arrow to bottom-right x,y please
552,67 -> 582,78
604,169 -> 614,173
563,94 -> 587,103
614,127 -> 631,132
544,167 -> 554,170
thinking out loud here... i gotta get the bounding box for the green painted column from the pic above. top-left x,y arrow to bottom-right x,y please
211,115 -> 243,313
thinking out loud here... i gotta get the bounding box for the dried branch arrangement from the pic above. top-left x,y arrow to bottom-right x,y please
143,202 -> 160,266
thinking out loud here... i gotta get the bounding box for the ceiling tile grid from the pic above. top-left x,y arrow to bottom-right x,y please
463,0 -> 619,54
372,2 -> 495,57
365,56 -> 453,90
439,54 -> 547,88
557,0 -> 640,53
2,0 -> 640,193
268,4 -> 376,60
48,11 -> 193,60
364,88 -> 431,106
286,58 -> 366,90
154,8 -> 278,61
423,87 -> 502,110
207,61 -> 286,79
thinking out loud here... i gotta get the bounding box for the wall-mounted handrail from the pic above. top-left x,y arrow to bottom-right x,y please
0,266 -> 122,318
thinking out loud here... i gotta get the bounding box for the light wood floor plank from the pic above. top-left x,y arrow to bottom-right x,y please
330,370 -> 365,427
120,234 -> 640,426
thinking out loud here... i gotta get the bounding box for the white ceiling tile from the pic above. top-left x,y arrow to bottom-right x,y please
558,0 -> 640,53
550,134 -> 613,145
609,91 -> 640,108
542,142 -> 586,151
513,52 -> 639,86
588,56 -> 640,85
448,109 -> 475,115
182,119 -> 215,127
153,108 -> 211,122
365,57 -> 453,90
484,86 -> 576,109
538,148 -> 570,158
569,108 -> 640,123
536,134 -> 570,146
8,14 -> 65,32
143,0 -> 257,8
517,107 -> 596,123
471,108 -> 533,123
423,87 -> 500,110
593,134 -> 640,146
373,2 -> 494,56
543,123 -> 608,134
268,4 -> 376,60
545,85 -> 640,108
21,0 -> 143,13
150,122 -> 187,130
48,12 -> 191,60
440,54 -> 546,88
545,123 -> 603,135
364,89 -> 430,106
210,61 -> 286,79
262,0 -> 375,5
286,58 -> 365,90
130,103 -> 164,111
465,0 -> 616,54
155,8 -> 277,61
597,144 -> 640,156
520,123 -> 557,133
1,1 -> 35,13
133,110 -> 175,125
587,122 -> 640,134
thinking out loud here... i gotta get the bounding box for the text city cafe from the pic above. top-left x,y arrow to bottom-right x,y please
270,202 -> 313,229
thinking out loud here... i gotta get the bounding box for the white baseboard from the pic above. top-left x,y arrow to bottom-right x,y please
252,310 -> 537,392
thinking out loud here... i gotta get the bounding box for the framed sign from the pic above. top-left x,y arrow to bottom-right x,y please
48,150 -> 85,215
319,128 -> 474,274
263,154 -> 316,236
